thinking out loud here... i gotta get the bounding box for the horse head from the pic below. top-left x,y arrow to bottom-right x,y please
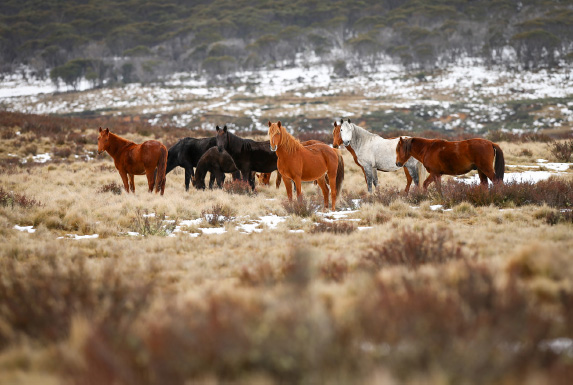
256,173 -> 271,186
332,121 -> 343,148
191,174 -> 205,190
395,137 -> 412,167
215,125 -> 228,153
97,127 -> 110,154
268,121 -> 282,152
339,119 -> 353,147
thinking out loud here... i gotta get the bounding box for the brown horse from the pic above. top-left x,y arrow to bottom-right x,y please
333,121 -> 418,190
256,171 -> 282,188
268,121 -> 344,210
395,136 -> 504,194
97,127 -> 168,195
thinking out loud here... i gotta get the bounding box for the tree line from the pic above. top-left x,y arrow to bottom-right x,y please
1,0 -> 571,88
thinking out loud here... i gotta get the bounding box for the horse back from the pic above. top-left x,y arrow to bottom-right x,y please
121,140 -> 165,175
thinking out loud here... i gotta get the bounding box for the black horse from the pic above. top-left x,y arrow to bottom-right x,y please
191,147 -> 242,189
166,136 -> 217,191
215,125 -> 278,190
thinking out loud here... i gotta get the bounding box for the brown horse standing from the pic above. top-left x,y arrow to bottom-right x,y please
97,127 -> 168,195
395,137 -> 504,194
268,121 -> 344,210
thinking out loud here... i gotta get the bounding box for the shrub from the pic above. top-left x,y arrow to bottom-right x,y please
223,179 -> 254,195
97,182 -> 123,195
0,258 -> 153,347
201,204 -> 234,226
319,256 -> 348,282
360,226 -> 468,270
439,178 -> 573,208
542,210 -> 573,225
310,220 -> 356,234
0,187 -> 40,208
548,139 -> 573,162
131,208 -> 177,236
282,196 -> 322,217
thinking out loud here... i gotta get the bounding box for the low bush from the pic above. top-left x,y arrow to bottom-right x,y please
223,179 -> 254,195
201,203 -> 234,226
310,220 -> 356,234
131,208 -> 177,236
548,139 -> 573,162
97,182 -> 123,195
282,196 -> 322,217
360,226 -> 468,270
0,187 -> 41,208
319,256 -> 349,282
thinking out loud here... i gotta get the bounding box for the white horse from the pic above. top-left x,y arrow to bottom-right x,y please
340,119 -> 425,193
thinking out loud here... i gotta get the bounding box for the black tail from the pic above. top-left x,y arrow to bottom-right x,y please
493,143 -> 505,182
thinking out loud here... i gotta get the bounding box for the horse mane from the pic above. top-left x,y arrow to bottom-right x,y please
403,137 -> 413,155
275,123 -> 302,154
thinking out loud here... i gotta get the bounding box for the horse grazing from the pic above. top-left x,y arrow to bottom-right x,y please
192,147 -> 241,189
216,125 -> 279,190
268,121 -> 344,211
166,136 -> 217,191
396,137 -> 505,194
339,119 -> 425,193
256,171 -> 282,188
97,127 -> 167,195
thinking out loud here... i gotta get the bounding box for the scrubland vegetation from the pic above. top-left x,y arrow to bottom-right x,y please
1,111 -> 573,384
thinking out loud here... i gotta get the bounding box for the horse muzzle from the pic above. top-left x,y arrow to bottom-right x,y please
343,140 -> 350,147
270,144 -> 278,152
97,150 -> 104,155
396,161 -> 403,167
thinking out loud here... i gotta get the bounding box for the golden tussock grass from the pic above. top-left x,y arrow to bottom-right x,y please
1,123 -> 573,384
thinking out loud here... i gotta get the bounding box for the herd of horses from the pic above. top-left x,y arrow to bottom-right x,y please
97,120 -> 505,210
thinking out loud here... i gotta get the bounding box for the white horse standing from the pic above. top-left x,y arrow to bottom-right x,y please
340,119 -> 425,193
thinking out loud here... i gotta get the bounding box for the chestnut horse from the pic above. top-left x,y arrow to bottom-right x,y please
256,171 -> 282,188
97,127 -> 167,195
396,137 -> 505,194
268,121 -> 344,210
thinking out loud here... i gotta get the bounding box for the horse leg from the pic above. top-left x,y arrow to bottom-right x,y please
118,171 -> 130,193
403,167 -> 413,194
283,175 -> 294,201
316,176 -> 330,210
184,167 -> 193,191
293,176 -> 303,202
477,170 -> 490,187
435,175 -> 443,196
364,166 -> 374,193
372,169 -> 379,189
145,169 -> 155,193
327,170 -> 338,211
209,172 -> 216,189
422,173 -> 435,192
128,174 -> 135,193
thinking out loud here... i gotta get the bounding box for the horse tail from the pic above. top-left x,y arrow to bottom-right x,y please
335,152 -> 344,195
155,145 -> 168,194
493,143 -> 505,183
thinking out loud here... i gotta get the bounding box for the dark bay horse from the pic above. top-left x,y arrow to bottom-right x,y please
192,147 -> 241,189
396,137 -> 505,194
166,136 -> 217,191
268,121 -> 344,211
215,125 -> 279,190
97,127 -> 167,195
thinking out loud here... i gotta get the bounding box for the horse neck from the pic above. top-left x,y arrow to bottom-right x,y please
227,132 -> 243,154
277,127 -> 302,155
106,133 -> 133,159
350,124 -> 371,149
409,138 -> 429,162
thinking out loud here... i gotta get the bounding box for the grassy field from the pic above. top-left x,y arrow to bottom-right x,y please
1,113 -> 573,384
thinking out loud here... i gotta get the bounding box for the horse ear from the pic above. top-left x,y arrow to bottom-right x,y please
216,125 -> 220,131
348,119 -> 351,124
104,128 -> 109,133
223,126 -> 227,132
277,121 -> 282,128
333,121 -> 337,127
98,127 -> 102,133
268,121 -> 272,127
340,119 -> 343,124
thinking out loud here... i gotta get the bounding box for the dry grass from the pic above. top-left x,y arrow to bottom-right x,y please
1,113 -> 573,384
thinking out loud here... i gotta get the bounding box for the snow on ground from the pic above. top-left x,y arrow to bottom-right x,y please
1,60 -> 571,131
